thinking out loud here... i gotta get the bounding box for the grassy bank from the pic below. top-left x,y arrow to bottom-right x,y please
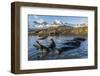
28,26 -> 88,36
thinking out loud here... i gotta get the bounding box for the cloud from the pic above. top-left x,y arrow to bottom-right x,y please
36,19 -> 44,24
33,19 -> 50,28
54,19 -> 62,24
33,15 -> 39,19
33,19 -> 44,24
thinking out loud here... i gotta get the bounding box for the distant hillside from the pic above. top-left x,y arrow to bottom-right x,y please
28,25 -> 88,36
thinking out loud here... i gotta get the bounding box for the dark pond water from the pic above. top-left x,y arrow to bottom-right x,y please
28,36 -> 88,61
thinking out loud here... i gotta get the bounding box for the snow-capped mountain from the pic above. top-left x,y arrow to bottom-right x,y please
71,23 -> 88,28
32,20 -> 64,28
29,19 -> 87,30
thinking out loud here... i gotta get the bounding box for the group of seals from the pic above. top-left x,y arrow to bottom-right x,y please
33,37 -> 86,59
